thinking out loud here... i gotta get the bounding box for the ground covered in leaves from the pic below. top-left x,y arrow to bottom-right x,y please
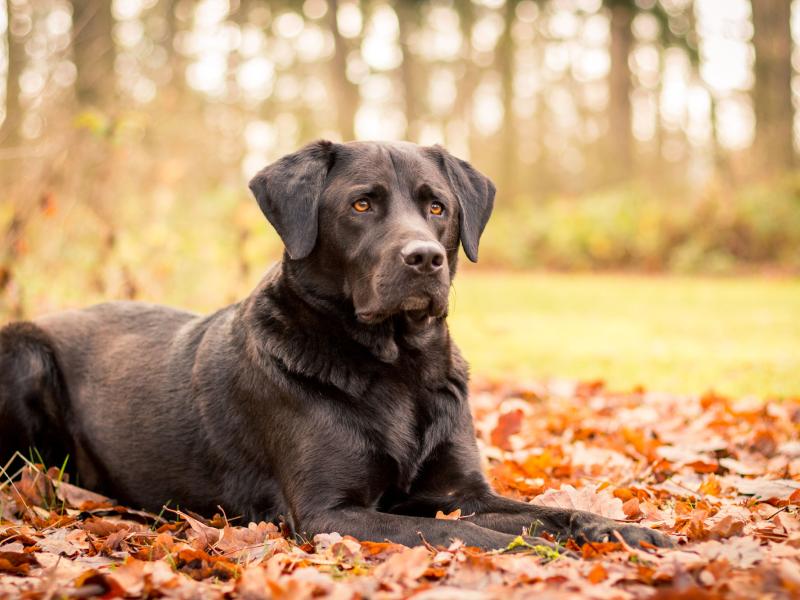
2,380 -> 800,599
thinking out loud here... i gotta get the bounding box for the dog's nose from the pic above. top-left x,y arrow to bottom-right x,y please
401,241 -> 445,274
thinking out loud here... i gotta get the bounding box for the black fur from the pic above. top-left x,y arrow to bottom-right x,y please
0,141 -> 672,550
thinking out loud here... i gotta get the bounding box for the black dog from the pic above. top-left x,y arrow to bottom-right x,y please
0,140 -> 671,550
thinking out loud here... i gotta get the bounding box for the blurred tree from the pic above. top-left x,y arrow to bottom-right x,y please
649,1 -> 708,180
453,0 -> 480,159
751,0 -> 794,172
71,0 -> 116,107
605,0 -> 635,181
328,0 -> 359,140
1,0 -> 24,147
397,1 -> 423,142
162,0 -> 187,97
1,0 -> 27,310
497,0 -> 518,195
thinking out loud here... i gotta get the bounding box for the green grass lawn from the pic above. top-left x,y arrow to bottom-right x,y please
448,271 -> 800,398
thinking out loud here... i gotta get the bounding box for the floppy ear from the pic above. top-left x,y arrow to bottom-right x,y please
248,140 -> 336,260
431,145 -> 496,262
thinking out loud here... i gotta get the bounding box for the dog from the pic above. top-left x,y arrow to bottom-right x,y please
0,140 -> 672,550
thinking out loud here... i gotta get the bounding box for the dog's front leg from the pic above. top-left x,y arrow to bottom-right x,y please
466,494 -> 674,548
399,439 -> 673,549
295,506 -> 560,551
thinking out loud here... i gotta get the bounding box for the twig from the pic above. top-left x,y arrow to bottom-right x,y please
765,506 -> 789,520
416,531 -> 438,554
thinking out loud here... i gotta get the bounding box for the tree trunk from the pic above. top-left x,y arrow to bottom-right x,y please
0,0 -> 26,313
751,0 -> 794,172
328,0 -> 359,141
1,0 -> 24,146
453,0 -> 479,160
163,0 -> 187,96
71,0 -> 116,107
497,0 -> 517,196
606,0 -> 634,181
397,2 -> 422,142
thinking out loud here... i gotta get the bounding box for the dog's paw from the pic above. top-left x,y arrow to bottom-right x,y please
571,512 -> 674,549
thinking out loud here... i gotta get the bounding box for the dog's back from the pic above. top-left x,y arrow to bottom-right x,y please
0,301 -> 224,507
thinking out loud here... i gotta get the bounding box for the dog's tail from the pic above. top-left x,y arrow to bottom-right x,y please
0,322 -> 72,471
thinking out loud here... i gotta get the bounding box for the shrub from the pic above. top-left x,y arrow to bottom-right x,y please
479,177 -> 800,273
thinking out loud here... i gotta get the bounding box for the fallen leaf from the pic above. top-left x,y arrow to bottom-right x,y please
373,546 -> 430,583
55,481 -> 114,510
0,552 -> 39,575
435,509 -> 462,520
532,484 -> 626,520
723,477 -> 800,500
586,563 -> 607,583
490,410 -> 524,451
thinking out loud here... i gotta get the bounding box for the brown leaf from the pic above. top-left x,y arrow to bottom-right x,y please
723,477 -> 800,500
532,484 -> 626,520
177,510 -> 221,548
708,515 -> 746,539
81,517 -> 132,538
580,542 -> 623,559
622,497 -> 641,519
435,509 -> 462,520
36,528 -> 90,557
55,481 -> 114,511
73,569 -> 127,598
373,546 -> 430,583
359,540 -> 409,559
490,409 -> 524,451
216,521 -> 280,557
0,551 -> 39,575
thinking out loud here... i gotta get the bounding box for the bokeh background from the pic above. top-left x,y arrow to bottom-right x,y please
1,0 -> 798,395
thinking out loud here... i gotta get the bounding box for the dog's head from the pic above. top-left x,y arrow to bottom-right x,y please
248,140 -> 495,325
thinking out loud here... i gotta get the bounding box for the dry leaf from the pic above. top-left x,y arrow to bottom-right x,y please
532,484 -> 626,520
435,509 -> 462,520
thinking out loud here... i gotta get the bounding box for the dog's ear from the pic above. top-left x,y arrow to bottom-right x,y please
248,140 -> 336,260
430,145 -> 495,262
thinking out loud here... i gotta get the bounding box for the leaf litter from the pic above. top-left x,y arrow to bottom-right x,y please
1,379 -> 799,598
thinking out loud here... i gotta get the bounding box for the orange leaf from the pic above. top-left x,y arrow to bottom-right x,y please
614,487 -> 634,502
623,497 -> 641,518
581,542 -> 623,559
699,474 -> 722,496
587,563 -> 608,583
435,508 -> 462,520
522,450 -> 555,477
686,460 -> 720,474
488,461 -> 543,496
73,570 -> 126,598
490,409 -> 524,451
359,541 -> 408,558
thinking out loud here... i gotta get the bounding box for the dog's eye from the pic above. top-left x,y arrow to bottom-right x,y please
430,202 -> 444,216
352,199 -> 371,213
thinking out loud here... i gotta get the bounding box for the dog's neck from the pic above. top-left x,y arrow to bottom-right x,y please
241,260 -> 450,393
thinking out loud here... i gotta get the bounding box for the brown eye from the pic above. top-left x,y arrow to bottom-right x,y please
430,201 -> 444,216
353,199 -> 371,213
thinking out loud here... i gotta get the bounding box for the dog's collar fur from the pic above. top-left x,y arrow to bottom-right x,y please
240,261 -> 451,396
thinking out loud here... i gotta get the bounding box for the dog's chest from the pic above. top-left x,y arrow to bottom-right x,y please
367,374 -> 463,493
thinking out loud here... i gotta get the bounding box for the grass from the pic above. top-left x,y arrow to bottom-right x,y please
8,244 -> 799,398
449,270 -> 800,398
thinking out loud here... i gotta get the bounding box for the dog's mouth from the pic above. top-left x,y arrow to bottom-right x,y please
356,294 -> 446,325
399,296 -> 430,312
